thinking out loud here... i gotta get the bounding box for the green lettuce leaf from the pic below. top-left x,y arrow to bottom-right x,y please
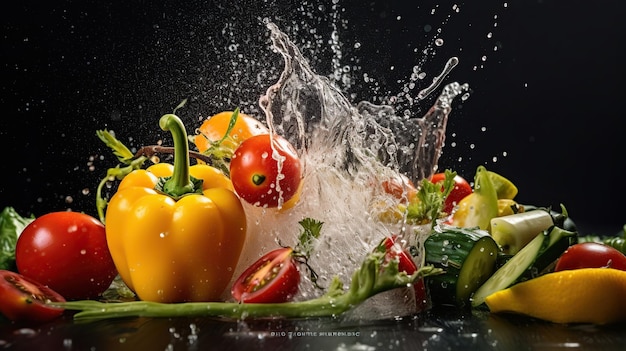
0,207 -> 35,271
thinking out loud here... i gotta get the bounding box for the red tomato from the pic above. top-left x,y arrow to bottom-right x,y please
381,173 -> 418,202
230,134 -> 302,208
378,236 -> 428,310
16,212 -> 118,300
231,247 -> 300,303
554,242 -> 626,272
430,173 -> 473,215
0,270 -> 65,323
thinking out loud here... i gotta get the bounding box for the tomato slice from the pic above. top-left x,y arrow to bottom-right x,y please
377,236 -> 428,310
231,248 -> 300,303
0,270 -> 65,323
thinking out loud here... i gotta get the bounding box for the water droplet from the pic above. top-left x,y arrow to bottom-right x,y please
13,328 -> 37,337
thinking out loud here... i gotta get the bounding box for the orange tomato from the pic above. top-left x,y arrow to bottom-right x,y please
194,111 -> 268,153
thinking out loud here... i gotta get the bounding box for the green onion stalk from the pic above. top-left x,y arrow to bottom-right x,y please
56,251 -> 442,322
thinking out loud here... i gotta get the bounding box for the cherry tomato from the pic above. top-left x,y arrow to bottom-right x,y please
554,242 -> 626,272
194,111 -> 268,153
430,173 -> 473,215
381,173 -> 418,203
231,247 -> 300,303
230,134 -> 302,208
16,212 -> 118,300
377,236 -> 428,310
0,270 -> 65,323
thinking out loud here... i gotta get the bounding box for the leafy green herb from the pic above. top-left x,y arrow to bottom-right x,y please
405,169 -> 456,226
291,218 -> 325,289
56,249 -> 442,322
0,207 -> 34,271
296,217 -> 323,258
195,108 -> 241,177
95,130 -> 150,223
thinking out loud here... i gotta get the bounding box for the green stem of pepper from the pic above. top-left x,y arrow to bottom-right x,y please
158,114 -> 201,199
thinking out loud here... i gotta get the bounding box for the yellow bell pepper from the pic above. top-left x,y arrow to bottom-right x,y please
450,166 -> 498,230
105,114 -> 247,303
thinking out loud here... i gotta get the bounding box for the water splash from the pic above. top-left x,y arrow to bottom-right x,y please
228,22 -> 469,316
261,22 -> 468,184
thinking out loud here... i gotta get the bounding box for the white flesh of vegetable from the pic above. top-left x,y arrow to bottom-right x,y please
490,210 -> 553,255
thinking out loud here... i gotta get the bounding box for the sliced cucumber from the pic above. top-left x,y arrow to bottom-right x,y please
424,226 -> 500,308
490,209 -> 554,255
471,225 -> 577,308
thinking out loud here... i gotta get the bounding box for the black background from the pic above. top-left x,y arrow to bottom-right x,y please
1,0 -> 624,234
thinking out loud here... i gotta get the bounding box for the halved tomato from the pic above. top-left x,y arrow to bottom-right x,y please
231,247 -> 300,303
0,270 -> 65,323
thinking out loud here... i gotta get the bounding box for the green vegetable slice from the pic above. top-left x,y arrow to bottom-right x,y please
471,225 -> 577,308
424,226 -> 499,308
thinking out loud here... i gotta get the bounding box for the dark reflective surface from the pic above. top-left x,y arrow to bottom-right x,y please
2,306 -> 626,350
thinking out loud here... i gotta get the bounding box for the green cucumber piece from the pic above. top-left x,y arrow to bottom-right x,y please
424,226 -> 500,308
471,225 -> 577,308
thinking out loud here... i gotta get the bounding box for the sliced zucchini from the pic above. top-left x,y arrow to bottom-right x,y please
424,226 -> 500,308
471,225 -> 577,308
